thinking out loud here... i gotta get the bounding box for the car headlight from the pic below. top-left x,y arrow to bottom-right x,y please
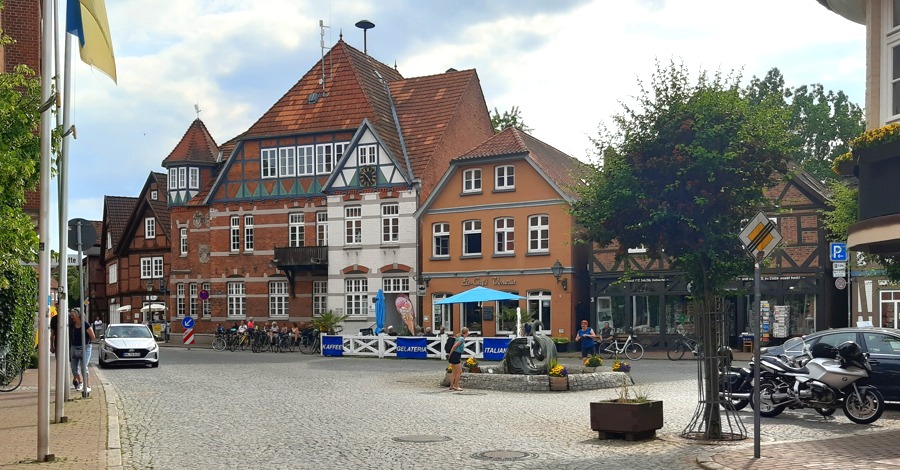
148,342 -> 158,351
102,343 -> 115,352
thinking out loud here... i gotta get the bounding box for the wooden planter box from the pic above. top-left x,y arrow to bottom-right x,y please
590,400 -> 663,441
549,376 -> 568,391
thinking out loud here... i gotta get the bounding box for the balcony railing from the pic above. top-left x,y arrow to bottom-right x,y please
273,246 -> 328,269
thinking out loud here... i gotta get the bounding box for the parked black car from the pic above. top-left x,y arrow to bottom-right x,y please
761,327 -> 900,402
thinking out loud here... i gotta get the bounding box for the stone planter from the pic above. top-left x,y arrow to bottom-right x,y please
467,366 -> 481,373
549,376 -> 568,391
590,400 -> 663,440
442,372 -> 451,387
554,342 -> 570,353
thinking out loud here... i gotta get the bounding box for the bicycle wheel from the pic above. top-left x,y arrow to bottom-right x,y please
299,338 -> 315,355
602,343 -> 616,360
667,342 -> 686,361
211,337 -> 226,351
228,337 -> 237,352
0,365 -> 24,392
239,336 -> 249,351
314,338 -> 321,354
625,342 -> 644,360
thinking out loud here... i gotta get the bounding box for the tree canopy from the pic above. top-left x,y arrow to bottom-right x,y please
490,106 -> 532,134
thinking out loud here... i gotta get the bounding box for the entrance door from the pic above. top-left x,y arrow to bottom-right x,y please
527,291 -> 552,334
433,294 -> 452,333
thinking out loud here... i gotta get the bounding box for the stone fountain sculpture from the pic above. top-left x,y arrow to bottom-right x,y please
501,320 -> 557,375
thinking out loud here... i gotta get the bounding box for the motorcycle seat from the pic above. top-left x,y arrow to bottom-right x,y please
761,355 -> 809,374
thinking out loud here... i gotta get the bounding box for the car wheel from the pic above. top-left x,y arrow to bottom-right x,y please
98,357 -> 108,369
151,361 -> 159,368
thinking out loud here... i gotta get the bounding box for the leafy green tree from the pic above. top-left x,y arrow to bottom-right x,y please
746,68 -> 865,182
490,106 -> 532,133
0,55 -> 42,284
572,61 -> 792,438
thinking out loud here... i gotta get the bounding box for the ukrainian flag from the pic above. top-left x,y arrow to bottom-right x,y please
66,0 -> 117,83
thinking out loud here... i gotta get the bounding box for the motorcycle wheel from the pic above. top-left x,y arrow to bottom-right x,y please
719,377 -> 750,411
843,388 -> 885,425
815,407 -> 836,417
753,380 -> 786,418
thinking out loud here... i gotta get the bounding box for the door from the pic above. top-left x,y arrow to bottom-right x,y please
432,294 -> 452,334
861,331 -> 900,402
527,291 -> 552,334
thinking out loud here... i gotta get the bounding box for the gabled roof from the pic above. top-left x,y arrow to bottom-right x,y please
389,69 -> 483,181
103,196 -> 138,253
115,173 -> 172,256
162,118 -> 219,167
240,40 -> 403,153
456,127 -> 585,198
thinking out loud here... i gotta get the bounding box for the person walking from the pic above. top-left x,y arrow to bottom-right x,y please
575,320 -> 597,358
69,308 -> 95,393
448,327 -> 469,391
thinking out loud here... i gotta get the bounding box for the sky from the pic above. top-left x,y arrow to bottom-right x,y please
50,0 -> 866,249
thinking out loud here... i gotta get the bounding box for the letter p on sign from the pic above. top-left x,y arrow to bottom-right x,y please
830,242 -> 848,262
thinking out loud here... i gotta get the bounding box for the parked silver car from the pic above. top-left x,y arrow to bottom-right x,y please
98,323 -> 160,368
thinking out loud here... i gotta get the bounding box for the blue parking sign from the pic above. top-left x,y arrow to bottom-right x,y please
830,242 -> 848,262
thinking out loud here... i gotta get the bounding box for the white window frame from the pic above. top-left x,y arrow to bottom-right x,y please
358,144 -> 377,165
317,211 -> 328,246
227,282 -> 246,318
495,217 -> 515,255
107,232 -> 112,249
345,206 -> 362,246
345,278 -> 368,316
178,167 -> 187,188
151,190 -> 158,200
279,147 -> 296,177
189,283 -> 198,318
313,280 -> 327,316
884,1 -> 900,123
289,213 -> 305,247
316,143 -> 334,175
168,168 -> 177,189
335,142 -> 349,162
108,263 -> 117,284
433,223 -> 450,258
230,216 -> 240,252
463,220 -> 482,256
189,168 -> 199,189
528,214 -> 549,253
202,282 -> 211,317
298,145 -> 315,176
140,258 -> 152,279
269,281 -> 289,317
381,203 -> 399,244
495,165 -> 515,190
261,148 -> 278,178
383,277 -> 410,293
180,228 -> 188,256
176,283 -> 185,317
463,168 -> 482,193
152,257 -> 164,278
144,217 -> 156,239
244,215 -> 254,252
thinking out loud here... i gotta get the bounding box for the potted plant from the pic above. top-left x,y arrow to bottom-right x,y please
310,310 -> 348,335
589,364 -> 663,440
442,365 -> 453,386
551,336 -> 570,353
582,355 -> 602,372
851,123 -> 900,163
548,359 -> 568,391
465,357 -> 480,373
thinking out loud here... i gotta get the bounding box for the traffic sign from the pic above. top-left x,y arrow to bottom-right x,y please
830,242 -> 848,262
739,212 -> 782,259
183,327 -> 195,345
182,317 -> 195,329
835,277 -> 847,289
199,289 -> 209,300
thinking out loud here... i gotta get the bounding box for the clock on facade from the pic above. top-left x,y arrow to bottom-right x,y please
359,165 -> 377,187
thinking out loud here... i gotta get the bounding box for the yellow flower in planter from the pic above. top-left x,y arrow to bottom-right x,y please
850,123 -> 900,151
548,364 -> 569,377
465,357 -> 478,369
583,356 -> 603,367
612,361 -> 631,373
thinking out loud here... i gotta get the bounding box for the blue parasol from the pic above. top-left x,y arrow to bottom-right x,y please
374,289 -> 386,335
434,286 -> 523,304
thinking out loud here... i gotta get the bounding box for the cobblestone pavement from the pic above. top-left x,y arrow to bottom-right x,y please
103,349 -> 900,470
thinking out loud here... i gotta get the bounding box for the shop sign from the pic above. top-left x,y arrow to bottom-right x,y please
462,277 -> 517,287
396,337 -> 428,359
483,337 -> 511,361
322,335 -> 343,356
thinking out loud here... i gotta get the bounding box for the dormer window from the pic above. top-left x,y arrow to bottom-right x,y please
168,166 -> 200,190
463,169 -> 482,194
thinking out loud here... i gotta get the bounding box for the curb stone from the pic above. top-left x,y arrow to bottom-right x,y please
92,367 -> 123,470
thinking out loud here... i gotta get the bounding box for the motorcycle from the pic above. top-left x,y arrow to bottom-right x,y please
752,340 -> 885,424
720,363 -> 753,411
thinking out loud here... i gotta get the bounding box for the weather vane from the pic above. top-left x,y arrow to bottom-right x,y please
194,103 -> 201,119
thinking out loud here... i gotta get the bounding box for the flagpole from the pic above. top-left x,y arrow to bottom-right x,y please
56,8 -> 76,420
38,0 -> 58,462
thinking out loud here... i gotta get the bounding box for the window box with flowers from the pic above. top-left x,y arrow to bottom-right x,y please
548,360 -> 568,391
850,123 -> 900,165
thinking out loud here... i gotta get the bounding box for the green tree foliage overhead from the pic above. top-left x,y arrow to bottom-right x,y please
0,23 -> 42,286
746,68 -> 865,182
490,106 -> 532,134
573,61 -> 792,303
0,264 -> 38,369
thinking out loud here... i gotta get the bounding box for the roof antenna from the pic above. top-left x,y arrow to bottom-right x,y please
194,103 -> 201,119
355,20 -> 374,55
319,20 -> 331,94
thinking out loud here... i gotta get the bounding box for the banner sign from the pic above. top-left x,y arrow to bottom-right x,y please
396,337 -> 428,359
322,335 -> 343,356
483,337 -> 511,361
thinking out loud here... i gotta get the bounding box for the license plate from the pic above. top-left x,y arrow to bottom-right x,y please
123,352 -> 140,357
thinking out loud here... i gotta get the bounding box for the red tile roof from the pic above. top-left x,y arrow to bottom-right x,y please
457,127 -> 585,198
103,196 -> 138,251
162,119 -> 219,166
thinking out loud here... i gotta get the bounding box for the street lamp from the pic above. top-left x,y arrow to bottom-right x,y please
551,260 -> 568,291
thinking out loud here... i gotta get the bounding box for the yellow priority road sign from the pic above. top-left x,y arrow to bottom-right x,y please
739,211 -> 782,259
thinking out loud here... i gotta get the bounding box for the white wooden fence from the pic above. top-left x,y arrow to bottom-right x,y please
323,334 -> 496,359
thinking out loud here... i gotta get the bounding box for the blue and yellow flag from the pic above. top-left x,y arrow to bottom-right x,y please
66,0 -> 117,83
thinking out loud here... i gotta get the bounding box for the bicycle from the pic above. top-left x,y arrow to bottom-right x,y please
0,346 -> 25,393
598,332 -> 644,360
667,333 -> 700,360
250,330 -> 268,353
298,329 -> 320,354
211,330 -> 228,351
